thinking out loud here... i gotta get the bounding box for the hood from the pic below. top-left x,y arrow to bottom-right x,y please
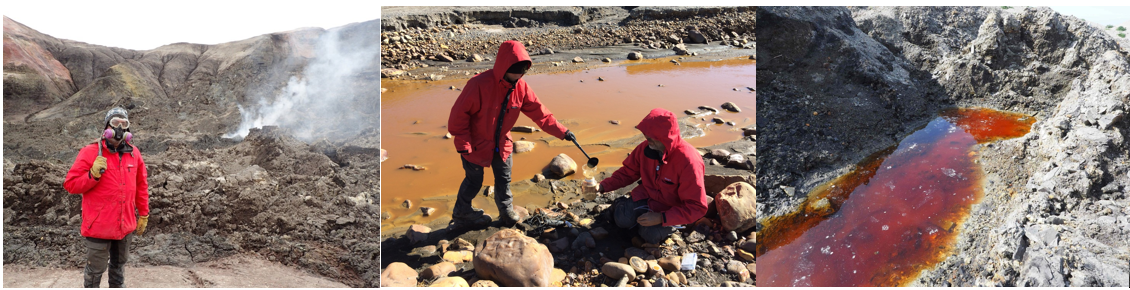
635,108 -> 682,161
491,40 -> 532,82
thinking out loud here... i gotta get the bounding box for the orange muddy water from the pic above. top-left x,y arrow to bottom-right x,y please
757,108 -> 1035,287
381,56 -> 755,230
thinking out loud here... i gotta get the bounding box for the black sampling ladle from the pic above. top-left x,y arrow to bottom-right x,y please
569,138 -> 599,168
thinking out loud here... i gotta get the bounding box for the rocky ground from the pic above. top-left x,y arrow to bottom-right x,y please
3,16 -> 382,287
380,6 -> 755,80
380,134 -> 757,287
757,6 -> 1128,287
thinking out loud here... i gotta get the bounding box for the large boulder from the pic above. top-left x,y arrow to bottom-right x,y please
474,229 -> 555,286
381,262 -> 419,287
544,153 -> 577,177
716,182 -> 756,232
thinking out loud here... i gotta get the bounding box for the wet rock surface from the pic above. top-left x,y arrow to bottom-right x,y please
758,6 -> 1128,286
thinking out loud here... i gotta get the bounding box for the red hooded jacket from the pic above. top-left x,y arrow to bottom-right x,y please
599,108 -> 708,227
448,40 -> 569,167
63,140 -> 150,240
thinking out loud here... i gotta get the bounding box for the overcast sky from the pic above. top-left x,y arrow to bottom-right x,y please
4,0 -> 383,50
4,2 -> 1129,51
1049,6 -> 1130,26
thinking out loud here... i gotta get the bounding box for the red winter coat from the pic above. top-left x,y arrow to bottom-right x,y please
448,40 -> 569,167
63,140 -> 150,240
600,108 -> 708,227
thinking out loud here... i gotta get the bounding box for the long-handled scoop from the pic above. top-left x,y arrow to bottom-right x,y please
569,138 -> 599,168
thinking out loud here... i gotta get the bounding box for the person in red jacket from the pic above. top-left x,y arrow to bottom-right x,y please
448,40 -> 576,229
585,108 -> 708,244
63,107 -> 150,288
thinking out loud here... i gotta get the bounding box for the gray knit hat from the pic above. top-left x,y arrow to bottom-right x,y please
104,107 -> 128,126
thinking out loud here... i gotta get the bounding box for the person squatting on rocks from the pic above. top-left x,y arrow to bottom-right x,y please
447,40 -> 577,230
63,107 -> 151,288
584,108 -> 708,244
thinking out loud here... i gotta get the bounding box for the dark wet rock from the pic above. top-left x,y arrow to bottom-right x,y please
712,117 -> 726,124
511,126 -> 539,133
628,51 -> 643,60
726,154 -> 749,169
421,206 -> 436,216
572,231 -> 596,250
699,105 -> 719,112
609,120 -> 620,124
400,164 -> 427,171
452,238 -> 475,251
545,153 -> 578,178
709,149 -> 732,160
474,229 -> 554,286
590,227 -> 609,240
720,102 -> 740,112
407,224 -> 431,244
689,29 -> 709,44
674,43 -> 690,55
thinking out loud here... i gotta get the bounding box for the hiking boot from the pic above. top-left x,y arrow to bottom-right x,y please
450,213 -> 492,231
499,207 -> 522,227
452,208 -> 485,220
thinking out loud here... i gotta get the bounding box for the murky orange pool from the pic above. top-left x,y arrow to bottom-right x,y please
757,108 -> 1035,287
381,56 -> 756,229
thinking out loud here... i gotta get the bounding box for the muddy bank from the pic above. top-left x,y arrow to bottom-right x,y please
757,6 -> 1128,286
380,6 -> 755,79
3,16 -> 382,287
381,134 -> 756,287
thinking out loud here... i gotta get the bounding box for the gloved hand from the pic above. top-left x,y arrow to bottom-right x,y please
90,156 -> 108,179
136,215 -> 149,236
563,130 -> 577,142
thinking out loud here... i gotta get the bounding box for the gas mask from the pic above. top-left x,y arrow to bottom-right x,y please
103,117 -> 132,143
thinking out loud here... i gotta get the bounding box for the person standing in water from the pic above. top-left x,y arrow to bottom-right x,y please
447,40 -> 577,230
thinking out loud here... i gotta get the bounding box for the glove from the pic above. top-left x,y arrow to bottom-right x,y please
563,130 -> 577,142
90,156 -> 108,179
136,215 -> 149,236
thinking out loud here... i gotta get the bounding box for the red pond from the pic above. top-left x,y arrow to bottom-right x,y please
757,108 -> 1036,287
